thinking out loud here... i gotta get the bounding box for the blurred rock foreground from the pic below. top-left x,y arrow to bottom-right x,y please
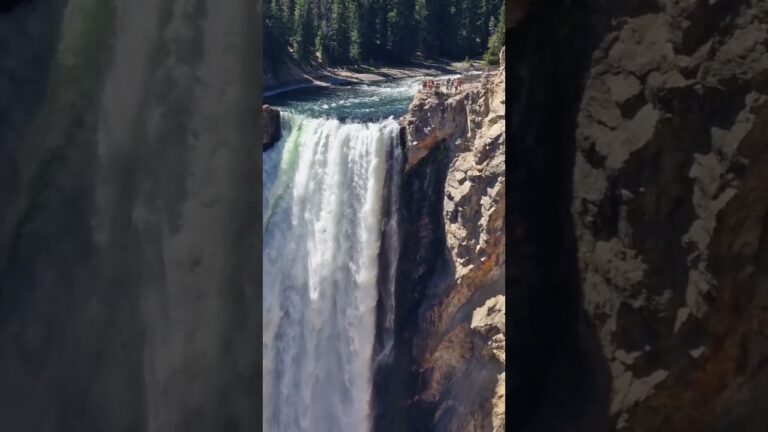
0,1 -> 261,431
573,0 -> 768,430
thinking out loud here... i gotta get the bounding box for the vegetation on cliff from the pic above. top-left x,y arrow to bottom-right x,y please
482,1 -> 504,65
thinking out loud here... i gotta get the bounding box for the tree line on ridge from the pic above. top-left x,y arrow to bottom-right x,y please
264,0 -> 506,71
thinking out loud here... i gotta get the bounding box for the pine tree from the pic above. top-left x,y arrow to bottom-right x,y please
464,0 -> 483,55
435,0 -> 460,58
293,0 -> 315,62
485,0 -> 504,51
330,0 -> 351,63
283,0 -> 296,33
483,1 -> 504,65
358,0 -> 378,61
316,24 -> 331,63
265,0 -> 504,69
265,0 -> 290,69
349,0 -> 363,62
387,0 -> 416,60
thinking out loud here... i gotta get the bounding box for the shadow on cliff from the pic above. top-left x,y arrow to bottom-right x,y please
372,136 -> 454,432
504,0 -> 612,431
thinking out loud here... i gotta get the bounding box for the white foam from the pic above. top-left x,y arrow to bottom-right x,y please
263,113 -> 401,432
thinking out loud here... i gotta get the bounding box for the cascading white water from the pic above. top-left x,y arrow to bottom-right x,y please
263,112 -> 401,432
376,131 -> 402,367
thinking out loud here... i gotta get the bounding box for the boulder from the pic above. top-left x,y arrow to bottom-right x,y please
262,105 -> 281,151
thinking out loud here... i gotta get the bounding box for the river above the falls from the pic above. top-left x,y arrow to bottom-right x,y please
263,75 -> 446,121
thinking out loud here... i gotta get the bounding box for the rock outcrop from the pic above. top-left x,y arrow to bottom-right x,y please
262,105 -> 281,151
422,64 -> 506,431
400,93 -> 468,170
471,295 -> 506,432
451,0 -> 768,430
378,53 -> 506,432
573,0 -> 768,430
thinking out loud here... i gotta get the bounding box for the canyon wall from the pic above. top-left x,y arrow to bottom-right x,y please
573,0 -> 768,430
399,0 -> 767,430
380,3 -> 611,432
400,0 -> 767,430
374,54 -> 507,432
406,0 -> 768,432
400,0 -> 768,429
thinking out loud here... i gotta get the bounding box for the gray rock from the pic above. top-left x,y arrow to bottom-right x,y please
262,105 -> 281,151
573,0 -> 768,429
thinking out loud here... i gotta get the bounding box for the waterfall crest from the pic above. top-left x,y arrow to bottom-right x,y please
263,112 -> 400,432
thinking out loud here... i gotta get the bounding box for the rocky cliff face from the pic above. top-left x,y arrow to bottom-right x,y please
573,0 -> 768,430
464,0 -> 768,430
376,55 -> 506,432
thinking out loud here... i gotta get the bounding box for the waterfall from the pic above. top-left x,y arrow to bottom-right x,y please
263,112 -> 401,432
375,128 -> 403,367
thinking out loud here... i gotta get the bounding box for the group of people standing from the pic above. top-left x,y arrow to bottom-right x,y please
447,77 -> 461,93
421,77 -> 462,94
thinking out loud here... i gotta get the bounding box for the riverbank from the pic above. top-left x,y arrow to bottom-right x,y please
263,58 -> 489,97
